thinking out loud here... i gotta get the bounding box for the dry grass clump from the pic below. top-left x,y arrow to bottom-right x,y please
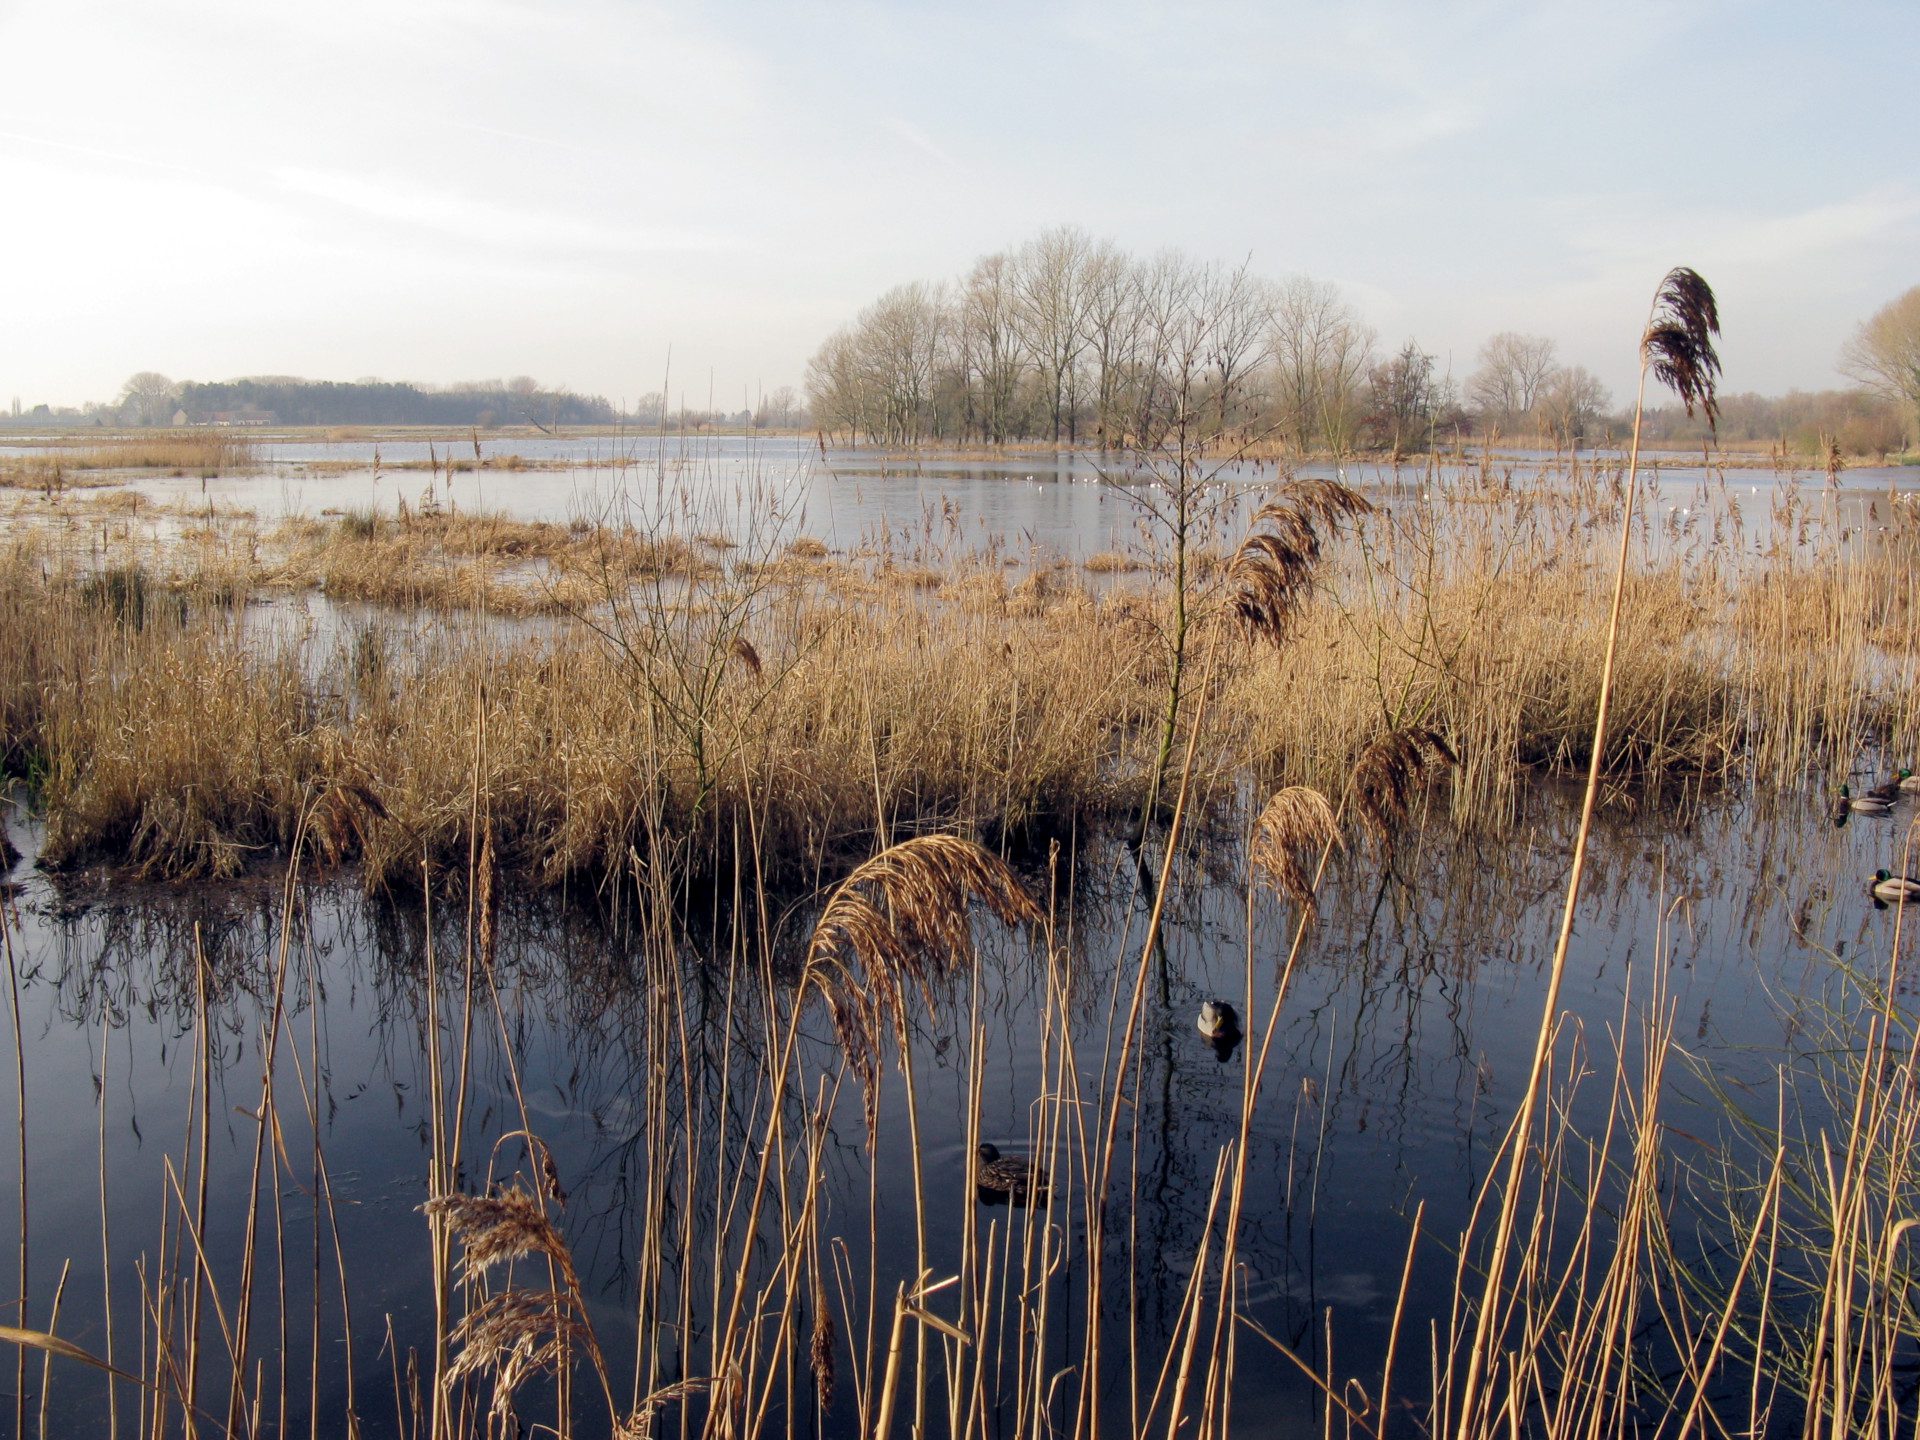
0,547 -> 1164,886
1,460 -> 1915,886
66,432 -> 258,474
268,508 -> 717,615
1082,550 -> 1141,573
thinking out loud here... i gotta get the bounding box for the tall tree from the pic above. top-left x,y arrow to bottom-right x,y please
1536,365 -> 1612,448
1013,226 -> 1094,442
1267,277 -> 1374,452
119,372 -> 179,426
1841,284 -> 1920,446
956,253 -> 1027,444
1466,333 -> 1557,431
1079,240 -> 1139,447
1368,341 -> 1441,454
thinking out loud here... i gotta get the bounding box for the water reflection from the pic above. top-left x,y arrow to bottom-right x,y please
0,782 -> 1908,1434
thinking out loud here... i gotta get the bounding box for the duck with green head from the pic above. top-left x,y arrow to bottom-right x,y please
1840,784 -> 1895,815
1865,769 -> 1911,803
1871,869 -> 1920,903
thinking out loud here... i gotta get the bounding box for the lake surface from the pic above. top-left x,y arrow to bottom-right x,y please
19,432 -> 1919,563
0,781 -> 1908,1436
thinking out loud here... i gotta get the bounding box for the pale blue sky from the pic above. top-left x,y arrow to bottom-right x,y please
1,0 -> 1913,409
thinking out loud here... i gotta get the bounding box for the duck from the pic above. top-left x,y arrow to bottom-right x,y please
974,1143 -> 1048,1202
1871,869 -> 1920,903
1197,1000 -> 1240,1041
1839,784 -> 1894,815
1864,770 -> 1911,803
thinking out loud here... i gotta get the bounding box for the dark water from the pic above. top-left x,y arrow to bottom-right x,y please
0,779 -> 1910,1436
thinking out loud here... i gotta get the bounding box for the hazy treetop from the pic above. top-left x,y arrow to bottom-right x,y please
0,0 -> 1913,410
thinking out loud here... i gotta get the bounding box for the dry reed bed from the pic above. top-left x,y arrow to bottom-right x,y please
0,475 -> 1914,884
0,431 -> 257,487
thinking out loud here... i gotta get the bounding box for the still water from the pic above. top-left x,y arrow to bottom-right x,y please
0,781 -> 1906,1435
68,433 -> 1920,562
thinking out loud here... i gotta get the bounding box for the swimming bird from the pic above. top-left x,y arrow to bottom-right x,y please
975,1143 -> 1048,1201
1871,869 -> 1920,903
1865,770 -> 1910,803
1903,769 -> 1920,794
1840,784 -> 1894,815
1197,1000 -> 1240,1041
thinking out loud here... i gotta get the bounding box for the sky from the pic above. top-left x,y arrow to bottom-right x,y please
1,0 -> 1914,411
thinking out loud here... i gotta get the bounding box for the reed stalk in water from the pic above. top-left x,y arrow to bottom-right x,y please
1452,266 -> 1722,1440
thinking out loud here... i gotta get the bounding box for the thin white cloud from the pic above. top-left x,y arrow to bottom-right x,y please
274,168 -> 743,255
885,118 -> 962,171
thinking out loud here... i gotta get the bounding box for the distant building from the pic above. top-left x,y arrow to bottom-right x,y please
172,409 -> 190,427
208,408 -> 275,426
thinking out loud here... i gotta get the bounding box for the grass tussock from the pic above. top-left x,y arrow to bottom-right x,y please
0,468 -> 1915,885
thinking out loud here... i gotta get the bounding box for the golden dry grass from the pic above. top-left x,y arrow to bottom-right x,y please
0,473 -> 1914,885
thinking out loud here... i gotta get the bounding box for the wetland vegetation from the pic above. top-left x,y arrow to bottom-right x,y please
3,269 -> 1920,1440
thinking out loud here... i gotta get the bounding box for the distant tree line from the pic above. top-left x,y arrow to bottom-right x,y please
1635,388 -> 1908,456
807,227 -> 1916,457
170,375 -> 617,427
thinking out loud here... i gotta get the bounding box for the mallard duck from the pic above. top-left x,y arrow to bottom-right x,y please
1901,769 -> 1920,794
1197,1000 -> 1240,1040
1840,785 -> 1894,815
975,1143 -> 1048,1201
1865,771 -> 1910,803
1871,869 -> 1920,903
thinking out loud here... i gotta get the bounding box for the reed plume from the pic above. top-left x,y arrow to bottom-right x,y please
423,1180 -> 611,1425
1642,266 -> 1723,428
803,834 -> 1042,1133
1248,785 -> 1339,920
1352,727 -> 1457,852
444,1289 -> 591,1425
810,1279 -> 836,1410
1453,266 -> 1721,1440
729,634 -> 763,677
1228,478 -> 1373,646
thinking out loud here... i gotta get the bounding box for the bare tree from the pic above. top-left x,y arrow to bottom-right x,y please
1079,240 -> 1139,447
1367,340 -> 1442,454
855,282 -> 949,445
1013,225 -> 1094,442
1466,333 -> 1558,432
1841,284 -> 1920,446
1536,365 -> 1612,448
804,328 -> 870,442
1108,250 -> 1275,815
956,253 -> 1027,444
119,371 -> 179,427
1266,277 -> 1374,453
1203,263 -> 1273,433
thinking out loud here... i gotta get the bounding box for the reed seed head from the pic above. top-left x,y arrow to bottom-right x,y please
1249,785 -> 1340,921
1229,479 -> 1373,647
1352,726 -> 1458,853
1643,267 -> 1722,430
